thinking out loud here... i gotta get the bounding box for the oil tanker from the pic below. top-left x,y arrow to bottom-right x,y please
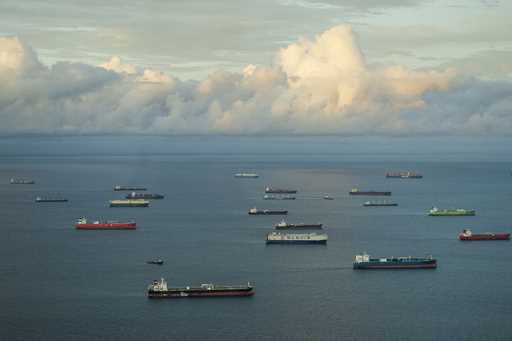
109,199 -> 149,207
147,278 -> 254,298
429,207 -> 475,216
349,188 -> 391,196
248,207 -> 288,215
265,187 -> 297,194
458,229 -> 510,241
353,253 -> 437,269
386,172 -> 423,179
274,220 -> 323,229
266,232 -> 327,244
125,192 -> 164,199
75,217 -> 136,230
113,185 -> 147,191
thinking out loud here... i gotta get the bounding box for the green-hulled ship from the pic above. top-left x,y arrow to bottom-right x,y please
428,207 -> 475,216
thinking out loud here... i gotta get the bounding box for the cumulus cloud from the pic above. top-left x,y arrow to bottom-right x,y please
0,25 -> 511,135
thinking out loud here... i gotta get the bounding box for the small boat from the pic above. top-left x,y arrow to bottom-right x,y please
263,194 -> 296,200
363,200 -> 398,207
458,229 -> 510,241
323,195 -> 334,200
429,207 -> 475,216
147,259 -> 164,265
349,188 -> 391,196
248,207 -> 288,215
10,178 -> 35,184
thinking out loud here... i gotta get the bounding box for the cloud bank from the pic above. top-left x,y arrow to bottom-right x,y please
0,26 -> 511,135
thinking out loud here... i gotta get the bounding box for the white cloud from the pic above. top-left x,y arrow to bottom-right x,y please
0,26 -> 511,135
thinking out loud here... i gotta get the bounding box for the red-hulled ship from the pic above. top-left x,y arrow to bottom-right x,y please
459,229 -> 510,241
75,217 -> 136,230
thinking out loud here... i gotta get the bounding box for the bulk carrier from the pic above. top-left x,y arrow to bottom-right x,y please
266,232 -> 327,244
109,199 -> 149,207
353,253 -> 437,269
147,278 -> 254,298
248,207 -> 288,215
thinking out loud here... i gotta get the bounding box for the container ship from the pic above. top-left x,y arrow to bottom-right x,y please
147,278 -> 254,298
265,187 -> 297,194
35,196 -> 68,203
349,188 -> 391,196
75,217 -> 136,230
266,232 -> 327,244
248,207 -> 288,215
429,207 -> 475,216
274,220 -> 323,229
234,173 -> 259,178
10,178 -> 34,184
113,185 -> 147,191
125,192 -> 164,199
363,200 -> 398,207
353,253 -> 437,269
458,229 -> 510,241
109,199 -> 149,207
263,194 -> 296,200
386,172 -> 423,179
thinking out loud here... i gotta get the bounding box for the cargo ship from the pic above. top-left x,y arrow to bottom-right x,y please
263,194 -> 296,200
458,229 -> 510,241
274,220 -> 323,229
125,192 -> 164,199
386,172 -> 423,179
10,178 -> 34,184
234,173 -> 259,178
35,196 -> 68,203
113,185 -> 147,191
248,207 -> 288,215
363,200 -> 398,207
353,253 -> 437,269
349,188 -> 391,196
75,217 -> 136,230
109,199 -> 149,207
429,207 -> 475,216
323,195 -> 334,200
265,187 -> 297,194
266,232 -> 327,244
147,278 -> 254,298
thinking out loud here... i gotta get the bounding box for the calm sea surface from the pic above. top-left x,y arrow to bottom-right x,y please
1,136 -> 511,341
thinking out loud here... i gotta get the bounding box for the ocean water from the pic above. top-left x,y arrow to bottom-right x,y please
1,136 -> 511,341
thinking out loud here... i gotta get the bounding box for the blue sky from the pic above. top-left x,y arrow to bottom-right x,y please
0,0 -> 511,135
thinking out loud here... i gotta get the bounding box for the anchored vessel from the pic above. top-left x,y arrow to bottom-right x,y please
75,217 -> 136,230
349,188 -> 391,196
323,195 -> 334,200
386,172 -> 423,179
35,196 -> 68,203
459,229 -> 510,241
429,207 -> 475,216
10,178 -> 34,184
147,259 -> 164,265
263,194 -> 296,200
126,192 -> 164,199
353,253 -> 437,269
248,207 -> 288,215
147,278 -> 254,298
265,187 -> 297,194
234,173 -> 259,178
109,199 -> 149,207
113,185 -> 147,191
266,232 -> 327,244
274,220 -> 323,229
363,200 -> 398,207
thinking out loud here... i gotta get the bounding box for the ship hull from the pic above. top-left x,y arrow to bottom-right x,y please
429,212 -> 475,216
354,262 -> 436,269
275,224 -> 323,229
363,203 -> 398,207
114,187 -> 147,191
110,203 -> 149,207
148,289 -> 254,298
76,223 -> 136,230
265,190 -> 297,194
459,233 -> 510,241
36,199 -> 68,203
266,239 -> 327,244
350,192 -> 391,196
249,211 -> 288,215
126,194 -> 164,199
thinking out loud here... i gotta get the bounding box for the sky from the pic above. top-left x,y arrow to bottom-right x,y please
0,0 -> 511,135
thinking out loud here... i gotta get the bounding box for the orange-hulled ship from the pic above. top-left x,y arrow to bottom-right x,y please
75,217 -> 136,230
